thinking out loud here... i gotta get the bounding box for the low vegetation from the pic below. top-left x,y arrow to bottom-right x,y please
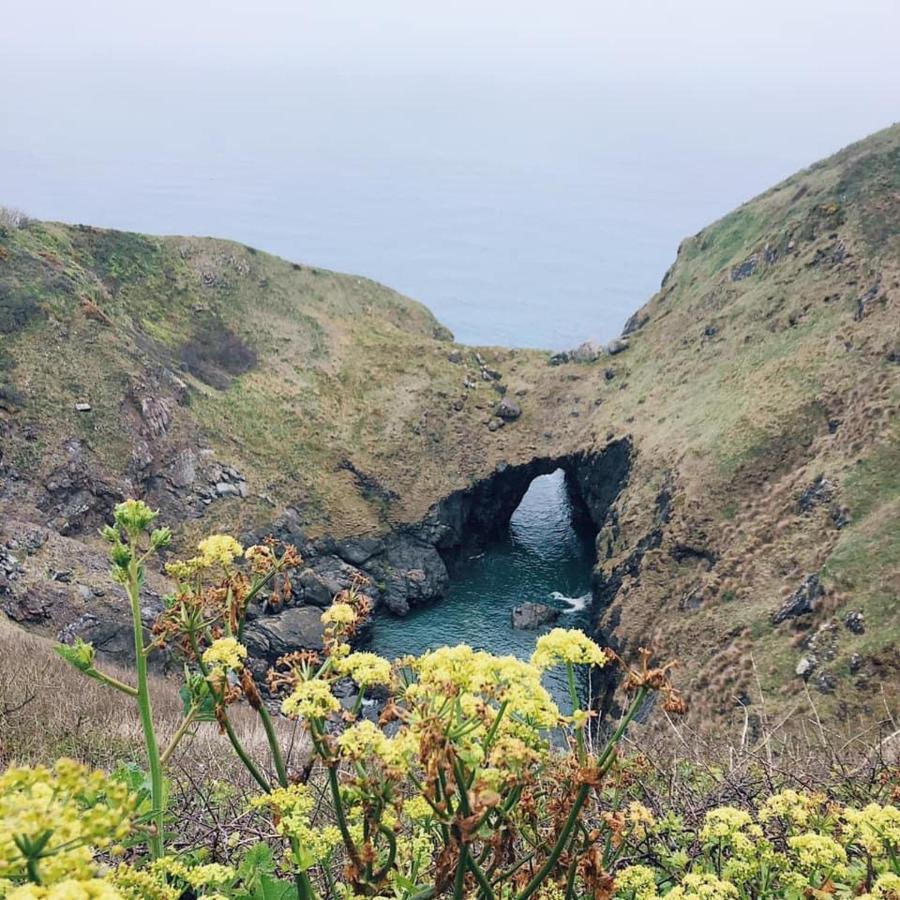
1,501 -> 897,899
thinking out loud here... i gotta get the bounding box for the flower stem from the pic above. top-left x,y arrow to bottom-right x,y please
160,703 -> 200,766
127,551 -> 165,859
517,687 -> 649,900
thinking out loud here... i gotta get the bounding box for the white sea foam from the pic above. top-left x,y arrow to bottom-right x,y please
550,591 -> 591,613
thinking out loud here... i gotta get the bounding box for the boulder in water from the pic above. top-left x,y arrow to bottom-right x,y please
511,601 -> 561,630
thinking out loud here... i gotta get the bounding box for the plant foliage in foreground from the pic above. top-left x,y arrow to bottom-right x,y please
0,500 -> 898,899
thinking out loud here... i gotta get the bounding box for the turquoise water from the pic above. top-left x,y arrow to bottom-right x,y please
367,470 -> 597,707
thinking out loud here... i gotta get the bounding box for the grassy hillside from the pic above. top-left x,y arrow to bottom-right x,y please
1,124 -> 897,735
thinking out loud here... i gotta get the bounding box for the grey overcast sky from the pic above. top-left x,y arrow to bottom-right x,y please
4,0 -> 900,89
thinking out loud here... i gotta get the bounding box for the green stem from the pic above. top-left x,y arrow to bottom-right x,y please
190,633 -> 271,793
453,845 -> 468,900
160,703 -> 200,766
517,687 -> 649,900
566,663 -> 586,764
258,703 -> 289,787
89,667 -> 138,697
127,551 -> 165,859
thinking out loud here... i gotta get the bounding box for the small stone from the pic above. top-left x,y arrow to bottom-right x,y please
215,481 -> 240,498
74,402 -> 91,412
795,655 -> 817,678
849,653 -> 864,673
606,338 -> 629,355
495,397 -> 521,421
844,610 -> 865,634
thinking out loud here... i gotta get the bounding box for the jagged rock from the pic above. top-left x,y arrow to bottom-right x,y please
844,611 -> 865,634
511,602 -> 560,630
772,574 -> 823,624
215,481 -> 241,498
796,655 -> 817,678
831,506 -> 850,529
798,475 -> 835,513
622,311 -> 648,335
243,606 -> 325,661
297,568 -> 335,607
481,367 -> 502,381
815,671 -> 837,694
731,255 -> 758,281
606,338 -> 629,355
167,450 -> 198,489
548,351 -> 571,366
447,350 -> 463,364
335,536 -> 385,567
849,653 -> 864,673
496,398 -> 521,421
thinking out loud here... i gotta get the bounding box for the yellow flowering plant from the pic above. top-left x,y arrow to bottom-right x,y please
20,504 -> 897,900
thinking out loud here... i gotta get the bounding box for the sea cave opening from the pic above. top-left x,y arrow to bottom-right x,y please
367,467 -> 599,708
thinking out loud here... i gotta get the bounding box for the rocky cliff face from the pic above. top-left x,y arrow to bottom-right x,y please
1,125 -> 898,735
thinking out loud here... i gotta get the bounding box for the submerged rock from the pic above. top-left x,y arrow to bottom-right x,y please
511,601 -> 560,630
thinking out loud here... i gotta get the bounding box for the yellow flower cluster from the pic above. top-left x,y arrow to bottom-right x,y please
665,872 -> 740,899
530,628 -> 609,671
0,760 -> 135,888
757,789 -> 818,828
165,534 -> 243,580
251,785 -> 341,870
842,803 -> 900,857
111,855 -> 235,898
406,644 -> 561,729
4,880 -> 124,899
787,832 -> 848,874
337,720 -> 417,772
615,864 -> 658,899
699,806 -> 762,854
281,678 -> 341,719
197,535 -> 244,567
334,651 -> 393,686
201,637 -> 248,673
321,603 -> 357,626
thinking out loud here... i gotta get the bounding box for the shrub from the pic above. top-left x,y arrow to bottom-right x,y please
1,500 -> 897,899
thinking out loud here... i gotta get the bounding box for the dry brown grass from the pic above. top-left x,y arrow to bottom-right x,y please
0,614 -> 292,768
0,614 -> 312,856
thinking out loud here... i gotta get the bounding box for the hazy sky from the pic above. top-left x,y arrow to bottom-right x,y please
4,0 -> 900,89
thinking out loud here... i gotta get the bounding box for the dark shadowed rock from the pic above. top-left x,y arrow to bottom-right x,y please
773,574 -> 823,624
297,568 -> 334,607
844,610 -> 865,634
798,475 -> 835,513
511,602 -> 560,630
243,606 -> 325,661
336,536 -> 385,566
